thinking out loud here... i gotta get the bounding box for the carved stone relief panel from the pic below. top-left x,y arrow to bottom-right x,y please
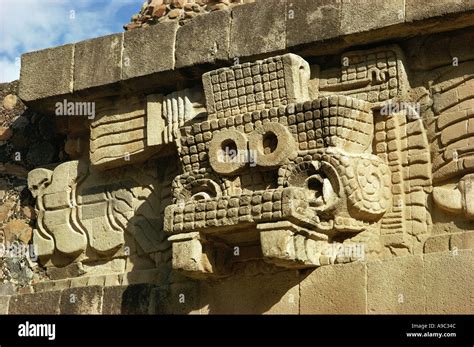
430,62 -> 474,220
26,41 -> 473,280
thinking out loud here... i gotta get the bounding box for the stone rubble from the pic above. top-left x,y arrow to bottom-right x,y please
123,0 -> 254,30
0,81 -> 60,291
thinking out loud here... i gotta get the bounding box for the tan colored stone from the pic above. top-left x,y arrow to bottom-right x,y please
230,0 -> 285,57
19,44 -> 74,102
423,235 -> 450,253
367,255 -> 425,313
0,296 -> 10,314
3,219 -> 33,243
2,94 -> 17,110
424,250 -> 474,314
341,0 -> 404,34
14,12 -> 474,316
450,231 -> 474,250
0,201 -> 14,221
300,262 -> 366,314
9,291 -> 61,314
22,206 -> 36,220
201,270 -> 299,314
168,8 -> 183,19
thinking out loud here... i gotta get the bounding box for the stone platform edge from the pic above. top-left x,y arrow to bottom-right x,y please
0,249 -> 472,314
18,0 -> 474,104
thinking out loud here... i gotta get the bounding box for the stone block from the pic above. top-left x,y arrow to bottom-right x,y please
341,0 -> 404,34
60,286 -> 103,314
230,0 -> 286,58
0,296 -> 9,314
406,0 -> 474,22
46,262 -> 85,280
9,291 -> 62,314
287,0 -> 342,47
201,270 -> 299,314
0,283 -> 15,296
122,21 -> 178,79
102,284 -> 156,314
424,235 -> 451,253
450,231 -> 474,250
300,262 -> 366,313
152,281 -> 202,314
102,286 -> 126,314
19,44 -> 73,102
74,33 -> 123,91
175,9 -> 231,68
367,255 -> 425,313
424,250 -> 474,314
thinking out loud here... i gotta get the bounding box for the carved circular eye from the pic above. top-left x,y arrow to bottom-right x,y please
262,131 -> 278,155
249,122 -> 297,168
282,161 -> 340,212
221,139 -> 238,160
174,176 -> 222,203
191,192 -> 212,201
209,129 -> 248,175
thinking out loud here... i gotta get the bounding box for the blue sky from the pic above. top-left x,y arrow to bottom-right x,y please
0,0 -> 141,82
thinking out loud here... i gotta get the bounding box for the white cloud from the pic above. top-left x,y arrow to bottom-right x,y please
0,0 -> 138,82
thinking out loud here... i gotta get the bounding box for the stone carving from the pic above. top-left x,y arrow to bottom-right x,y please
203,54 -> 310,119
314,45 -> 433,250
429,61 -> 474,220
28,159 -> 171,270
25,44 -> 473,281
91,89 -> 205,170
164,54 -> 396,278
317,45 -> 410,106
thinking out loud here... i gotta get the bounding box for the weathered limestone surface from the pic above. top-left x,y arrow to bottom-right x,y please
19,44 -> 73,102
367,256 -> 425,314
175,10 -> 231,68
122,21 -> 178,79
340,0 -> 405,34
9,291 -> 62,314
3,1 -> 473,315
300,262 -> 366,314
201,271 -> 300,314
230,0 -> 286,58
60,286 -> 103,314
424,250 -> 474,314
74,34 -> 123,91
286,0 -> 343,47
0,296 -> 10,314
405,0 -> 473,21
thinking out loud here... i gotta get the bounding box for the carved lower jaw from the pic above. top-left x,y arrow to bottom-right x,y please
164,188 -> 369,279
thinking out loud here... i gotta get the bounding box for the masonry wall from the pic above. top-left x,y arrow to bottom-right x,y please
0,250 -> 471,314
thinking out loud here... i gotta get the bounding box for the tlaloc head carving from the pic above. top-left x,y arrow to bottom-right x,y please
164,54 -> 393,278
